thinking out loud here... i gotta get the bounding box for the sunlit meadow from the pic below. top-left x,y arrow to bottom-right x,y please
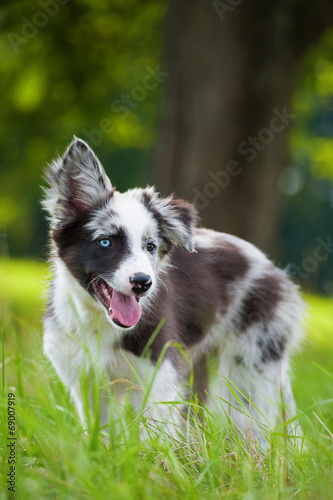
1,258 -> 333,499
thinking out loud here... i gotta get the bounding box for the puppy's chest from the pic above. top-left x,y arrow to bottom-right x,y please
85,332 -> 153,385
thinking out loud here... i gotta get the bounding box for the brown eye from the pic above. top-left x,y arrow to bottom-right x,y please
146,243 -> 156,252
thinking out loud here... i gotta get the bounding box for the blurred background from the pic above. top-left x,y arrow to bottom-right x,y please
1,4 -> 333,495
1,0 -> 333,294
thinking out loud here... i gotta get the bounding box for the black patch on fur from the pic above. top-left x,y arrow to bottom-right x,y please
141,189 -> 153,206
239,274 -> 283,332
122,242 -> 249,362
141,190 -> 163,225
234,355 -> 244,366
73,139 -> 86,151
142,190 -> 198,252
98,175 -> 106,189
52,218 -> 130,293
169,198 -> 197,229
64,190 -> 114,223
258,336 -> 285,362
141,191 -> 172,254
171,243 -> 249,314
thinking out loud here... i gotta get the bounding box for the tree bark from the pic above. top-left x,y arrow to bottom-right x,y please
154,0 -> 333,253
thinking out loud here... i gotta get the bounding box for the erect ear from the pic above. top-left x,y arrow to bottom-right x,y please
142,187 -> 198,252
42,138 -> 113,225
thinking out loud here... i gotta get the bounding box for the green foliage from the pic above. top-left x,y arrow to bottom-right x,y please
276,29 -> 333,295
291,29 -> 333,180
1,258 -> 333,498
0,0 -> 333,299
0,0 -> 167,255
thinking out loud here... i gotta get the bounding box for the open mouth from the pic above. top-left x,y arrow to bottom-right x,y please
91,277 -> 141,328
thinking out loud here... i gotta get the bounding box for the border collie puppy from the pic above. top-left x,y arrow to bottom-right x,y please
42,138 -> 304,443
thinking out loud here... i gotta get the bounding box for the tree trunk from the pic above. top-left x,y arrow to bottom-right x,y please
154,0 -> 333,253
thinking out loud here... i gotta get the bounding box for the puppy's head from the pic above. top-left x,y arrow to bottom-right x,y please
43,138 -> 198,329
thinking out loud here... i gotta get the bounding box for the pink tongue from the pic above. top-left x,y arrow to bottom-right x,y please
110,291 -> 141,327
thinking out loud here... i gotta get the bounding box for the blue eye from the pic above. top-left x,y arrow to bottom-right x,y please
147,243 -> 156,252
98,239 -> 111,248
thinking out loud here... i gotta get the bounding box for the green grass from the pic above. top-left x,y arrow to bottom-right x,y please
1,258 -> 333,499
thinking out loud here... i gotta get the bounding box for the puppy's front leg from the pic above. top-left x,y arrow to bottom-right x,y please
142,359 -> 184,441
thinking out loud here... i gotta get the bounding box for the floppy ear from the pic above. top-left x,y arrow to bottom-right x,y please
42,138 -> 113,226
142,188 -> 198,252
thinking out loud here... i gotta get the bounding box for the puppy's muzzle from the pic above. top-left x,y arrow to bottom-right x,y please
129,273 -> 152,296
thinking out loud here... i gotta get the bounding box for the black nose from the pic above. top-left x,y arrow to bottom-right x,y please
129,273 -> 152,295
